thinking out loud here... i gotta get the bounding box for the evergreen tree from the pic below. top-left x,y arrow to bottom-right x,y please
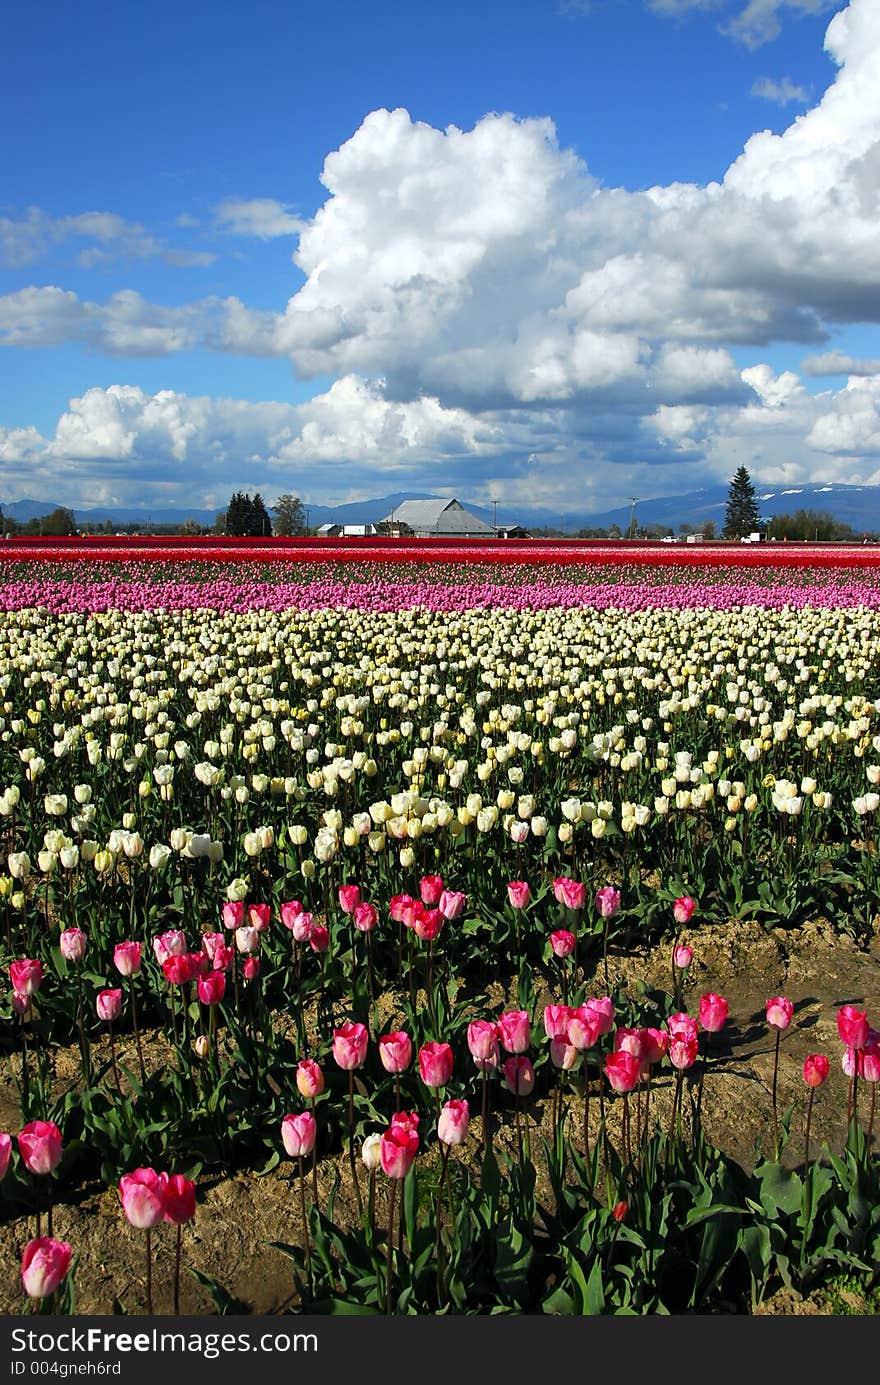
251,492 -> 272,537
723,467 -> 762,538
225,491 -> 250,536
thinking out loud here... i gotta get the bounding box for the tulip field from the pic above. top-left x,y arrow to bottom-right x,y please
0,538 -> 879,1315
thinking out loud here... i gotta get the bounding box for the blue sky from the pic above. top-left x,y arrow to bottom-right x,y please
2,0 -> 879,518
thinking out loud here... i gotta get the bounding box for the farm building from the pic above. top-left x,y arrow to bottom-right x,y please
380,498 -> 494,538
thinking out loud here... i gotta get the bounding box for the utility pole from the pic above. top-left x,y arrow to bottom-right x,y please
629,497 -> 638,540
304,505 -> 310,534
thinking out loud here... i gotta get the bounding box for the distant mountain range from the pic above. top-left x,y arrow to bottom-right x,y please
3,480 -> 880,534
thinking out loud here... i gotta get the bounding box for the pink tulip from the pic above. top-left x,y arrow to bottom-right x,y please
667,1011 -> 700,1042
18,1121 -> 63,1175
243,956 -> 260,981
113,941 -> 142,977
211,943 -> 234,972
162,955 -> 193,987
614,1027 -> 645,1062
21,1237 -> 72,1299
594,885 -> 621,918
641,1027 -> 670,1065
222,901 -> 244,930
860,1039 -> 880,1082
59,928 -> 87,964
12,993 -> 28,1017
309,925 -> 330,953
9,959 -> 43,996
673,943 -> 694,969
412,908 -> 443,942
163,1174 -> 196,1224
419,874 -> 444,906
281,1112 -> 317,1159
550,929 -> 575,958
379,1031 -> 412,1074
119,1167 -> 168,1229
669,1033 -> 699,1070
550,1038 -> 579,1070
585,996 -> 616,1036
400,898 -> 423,930
197,972 -> 226,1005
96,988 -> 122,1022
503,1055 -> 535,1097
338,884 -> 361,915
605,1050 -> 641,1094
698,993 -> 728,1033
247,904 -> 270,931
380,1114 -> 419,1178
389,894 -> 414,923
438,889 -> 466,920
296,1058 -> 324,1099
498,1010 -> 531,1054
332,1021 -> 368,1070
567,1006 -> 600,1051
467,1019 -> 500,1070
0,1133 -> 11,1181
187,951 -> 210,977
837,1005 -> 870,1050
280,900 -> 304,930
543,1004 -> 573,1040
152,929 -> 187,965
418,1041 -> 454,1089
553,877 -> 587,910
354,902 -> 379,933
803,1054 -> 829,1088
291,912 -> 315,944
766,996 -> 794,1031
201,931 -> 226,961
507,881 -> 531,910
437,1098 -> 470,1146
672,895 -> 696,925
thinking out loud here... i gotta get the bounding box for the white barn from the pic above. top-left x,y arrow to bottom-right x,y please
381,498 -> 494,538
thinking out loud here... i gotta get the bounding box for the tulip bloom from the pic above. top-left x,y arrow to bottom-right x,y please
380,1116 -> 419,1178
698,993 -> 728,1033
379,1031 -> 412,1075
667,1011 -> 699,1042
332,1021 -> 368,1070
197,972 -> 225,1006
96,988 -> 122,1022
113,941 -> 142,977
234,925 -> 259,955
567,1006 -> 600,1051
803,1054 -> 830,1087
837,1005 -> 870,1050
119,1168 -> 168,1229
766,996 -> 794,1031
668,1034 -> 699,1070
296,1058 -> 325,1099
281,1112 -> 317,1159
419,874 -> 444,906
543,1004 -> 573,1041
672,895 -> 696,925
553,877 -> 587,910
605,1051 -> 641,1094
9,959 -> 43,996
412,908 -> 443,942
550,1038 -> 579,1071
247,904 -> 270,931
389,894 -> 415,923
498,1010 -> 531,1054
0,1132 -> 11,1181
18,1121 -> 63,1176
280,900 -> 304,930
594,885 -> 621,918
507,881 -> 531,910
338,884 -> 361,915
503,1056 -> 535,1097
550,929 -> 575,958
586,996 -> 616,1036
467,1019 -> 500,1070
163,1174 -> 196,1225
437,1098 -> 470,1146
162,955 -> 193,987
309,925 -> 330,954
21,1237 -> 72,1299
59,929 -> 87,964
354,902 -> 379,933
418,1041 -> 454,1089
673,943 -> 694,970
222,901 -> 244,930
438,889 -> 466,920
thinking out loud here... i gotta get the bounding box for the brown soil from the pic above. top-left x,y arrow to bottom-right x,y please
1,917 -> 878,1317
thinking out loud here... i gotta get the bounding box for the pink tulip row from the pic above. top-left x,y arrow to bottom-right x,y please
6,572 -> 880,613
